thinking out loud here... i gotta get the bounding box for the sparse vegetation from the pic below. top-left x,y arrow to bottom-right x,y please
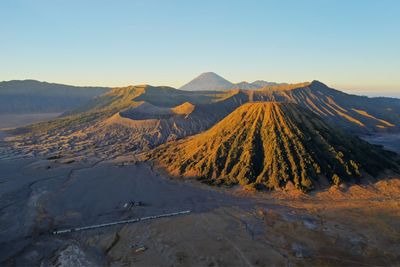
332,174 -> 341,186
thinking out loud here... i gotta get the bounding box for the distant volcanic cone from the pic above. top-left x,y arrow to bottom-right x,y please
149,102 -> 398,191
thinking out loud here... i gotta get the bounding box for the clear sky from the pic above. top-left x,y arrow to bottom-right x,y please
1,0 -> 399,97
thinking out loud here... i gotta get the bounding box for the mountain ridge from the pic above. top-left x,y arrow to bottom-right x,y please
5,80 -> 400,159
9,85 -> 248,156
179,72 -> 285,91
149,102 -> 399,191
0,80 -> 110,114
249,81 -> 400,133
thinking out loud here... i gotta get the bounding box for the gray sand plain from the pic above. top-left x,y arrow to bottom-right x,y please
0,113 -> 61,130
0,116 -> 399,267
0,157 -> 259,265
1,154 -> 400,266
361,133 -> 400,154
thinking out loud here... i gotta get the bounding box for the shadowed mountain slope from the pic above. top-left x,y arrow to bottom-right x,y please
0,80 -> 109,114
150,102 -> 398,191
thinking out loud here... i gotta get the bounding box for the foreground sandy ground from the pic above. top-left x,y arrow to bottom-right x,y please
0,153 -> 399,267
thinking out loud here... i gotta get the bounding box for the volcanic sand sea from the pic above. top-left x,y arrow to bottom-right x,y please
361,133 -> 400,154
0,153 -> 400,266
0,113 -> 61,130
0,131 -> 8,140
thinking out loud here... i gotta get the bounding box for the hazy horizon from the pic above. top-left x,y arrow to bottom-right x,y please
1,0 -> 399,97
2,75 -> 399,99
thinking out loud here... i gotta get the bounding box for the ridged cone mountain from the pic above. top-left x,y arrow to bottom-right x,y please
150,102 -> 398,191
179,72 -> 233,91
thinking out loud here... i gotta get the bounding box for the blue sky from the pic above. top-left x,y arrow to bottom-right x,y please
1,0 -> 399,96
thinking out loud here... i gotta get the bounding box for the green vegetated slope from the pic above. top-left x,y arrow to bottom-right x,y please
150,102 -> 398,191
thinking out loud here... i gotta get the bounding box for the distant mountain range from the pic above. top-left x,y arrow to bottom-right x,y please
9,79 -> 400,159
0,80 -> 109,114
2,74 -> 399,120
179,72 -> 283,91
2,74 -> 400,136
